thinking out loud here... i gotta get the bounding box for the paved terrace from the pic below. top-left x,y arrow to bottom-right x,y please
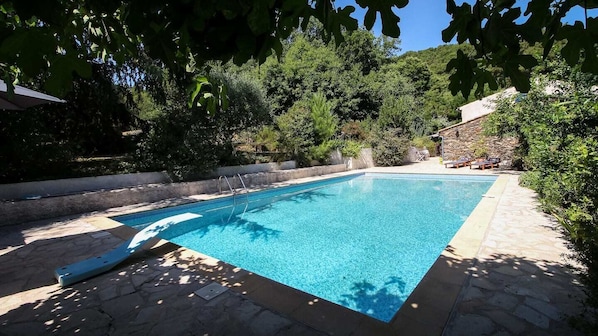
0,161 -> 585,335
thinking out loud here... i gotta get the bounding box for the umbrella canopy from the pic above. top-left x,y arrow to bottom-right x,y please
0,79 -> 66,110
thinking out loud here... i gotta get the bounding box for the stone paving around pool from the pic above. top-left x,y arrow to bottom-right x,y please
0,161 -> 586,335
0,218 -> 327,336
443,174 -> 585,336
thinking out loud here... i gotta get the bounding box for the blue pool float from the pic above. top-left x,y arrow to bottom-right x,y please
55,212 -> 201,287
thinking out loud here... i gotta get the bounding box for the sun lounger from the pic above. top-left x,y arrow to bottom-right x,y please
444,157 -> 473,168
470,157 -> 501,170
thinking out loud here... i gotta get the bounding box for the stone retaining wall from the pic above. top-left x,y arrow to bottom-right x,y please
211,160 -> 296,177
1,161 -> 298,201
353,148 -> 375,169
0,164 -> 348,226
0,172 -> 172,201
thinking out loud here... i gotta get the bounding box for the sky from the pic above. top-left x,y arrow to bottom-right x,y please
334,0 -> 596,54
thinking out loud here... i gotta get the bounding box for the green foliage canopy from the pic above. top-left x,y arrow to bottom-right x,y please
135,68 -> 271,180
0,0 -> 399,97
394,56 -> 431,94
443,0 -> 598,97
261,32 -> 480,139
2,0 -> 597,102
261,29 -> 385,121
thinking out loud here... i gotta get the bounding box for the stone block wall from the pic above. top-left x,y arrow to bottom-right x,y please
0,162 -> 299,202
0,172 -> 172,201
330,148 -> 374,169
439,115 -> 518,166
211,160 -> 296,178
0,164 -> 348,226
344,148 -> 374,170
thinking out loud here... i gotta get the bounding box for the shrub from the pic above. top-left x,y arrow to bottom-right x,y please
341,121 -> 368,140
518,171 -> 541,190
377,96 -> 414,136
471,137 -> 489,159
276,93 -> 341,166
135,70 -> 272,180
371,128 -> 410,166
340,140 -> 363,158
254,125 -> 280,152
309,140 -> 338,163
135,112 -> 221,181
276,100 -> 316,166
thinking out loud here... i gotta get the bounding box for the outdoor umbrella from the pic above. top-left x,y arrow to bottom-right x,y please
0,79 -> 65,110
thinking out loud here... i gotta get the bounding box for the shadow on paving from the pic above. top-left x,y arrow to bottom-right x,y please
0,226 -> 324,336
0,220 -> 588,336
402,243 -> 586,336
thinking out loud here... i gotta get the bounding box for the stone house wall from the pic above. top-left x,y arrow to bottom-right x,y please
438,115 -> 518,166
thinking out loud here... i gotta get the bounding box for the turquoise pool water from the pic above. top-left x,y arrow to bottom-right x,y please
115,173 -> 496,322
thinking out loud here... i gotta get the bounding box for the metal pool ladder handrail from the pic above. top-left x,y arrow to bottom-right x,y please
219,175 -> 235,195
218,175 -> 249,205
236,173 -> 249,203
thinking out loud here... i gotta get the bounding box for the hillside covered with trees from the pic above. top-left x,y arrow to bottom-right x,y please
0,24 -> 507,183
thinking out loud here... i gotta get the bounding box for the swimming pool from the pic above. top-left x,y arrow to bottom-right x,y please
115,173 -> 496,322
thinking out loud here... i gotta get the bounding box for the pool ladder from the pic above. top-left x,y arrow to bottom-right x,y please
218,174 -> 249,205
